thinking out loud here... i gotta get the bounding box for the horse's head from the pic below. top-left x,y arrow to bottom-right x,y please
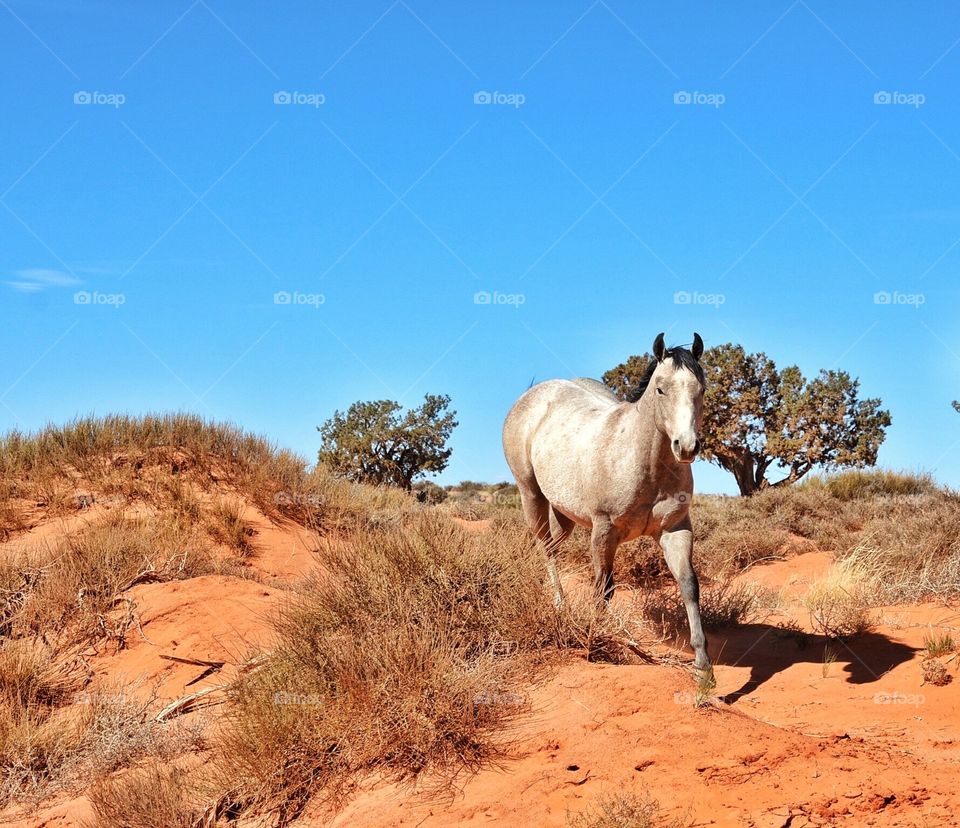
650,332 -> 705,464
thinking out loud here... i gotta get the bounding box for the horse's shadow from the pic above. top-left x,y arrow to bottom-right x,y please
702,623 -> 918,703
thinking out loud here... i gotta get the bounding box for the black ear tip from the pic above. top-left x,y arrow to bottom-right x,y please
652,332 -> 666,360
692,332 -> 704,358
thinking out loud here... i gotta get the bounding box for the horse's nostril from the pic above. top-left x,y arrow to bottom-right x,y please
672,439 -> 680,449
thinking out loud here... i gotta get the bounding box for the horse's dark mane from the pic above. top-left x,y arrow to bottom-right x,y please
625,347 -> 705,403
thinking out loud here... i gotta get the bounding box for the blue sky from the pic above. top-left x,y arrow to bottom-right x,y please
1,1 -> 959,494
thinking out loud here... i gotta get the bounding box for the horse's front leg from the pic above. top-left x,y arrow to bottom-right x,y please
660,520 -> 714,685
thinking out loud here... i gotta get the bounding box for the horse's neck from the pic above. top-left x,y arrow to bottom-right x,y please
631,392 -> 683,479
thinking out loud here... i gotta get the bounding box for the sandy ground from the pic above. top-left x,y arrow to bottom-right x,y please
3,510 -> 958,828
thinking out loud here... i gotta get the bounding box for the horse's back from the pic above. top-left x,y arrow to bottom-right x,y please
570,377 -> 619,401
502,378 -> 619,479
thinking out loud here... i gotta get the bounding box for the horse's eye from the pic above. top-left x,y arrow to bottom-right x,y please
656,387 -> 665,396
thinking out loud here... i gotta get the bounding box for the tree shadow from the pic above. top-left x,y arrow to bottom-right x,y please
704,623 -> 918,704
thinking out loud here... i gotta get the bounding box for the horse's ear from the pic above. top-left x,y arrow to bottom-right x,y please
652,332 -> 666,362
692,332 -> 704,360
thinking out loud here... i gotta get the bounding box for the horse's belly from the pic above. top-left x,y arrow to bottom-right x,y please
532,443 -> 640,525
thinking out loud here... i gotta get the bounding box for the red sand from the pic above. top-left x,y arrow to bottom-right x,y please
3,512 -> 959,828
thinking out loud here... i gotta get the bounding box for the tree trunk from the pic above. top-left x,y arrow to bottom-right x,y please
719,451 -> 760,496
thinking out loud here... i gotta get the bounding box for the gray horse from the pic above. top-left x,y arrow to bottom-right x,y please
502,332 -> 712,677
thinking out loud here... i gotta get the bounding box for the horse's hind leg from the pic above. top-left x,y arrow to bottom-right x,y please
661,521 -> 714,685
590,518 -> 620,602
547,507 -> 575,600
518,485 -> 565,604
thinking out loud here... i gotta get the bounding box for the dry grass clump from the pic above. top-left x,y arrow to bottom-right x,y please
89,763 -> 237,828
639,580 -> 773,637
270,464 -> 419,533
0,414 -> 414,535
567,791 -> 686,828
803,469 -> 939,500
696,518 -> 791,576
921,657 -> 952,687
837,494 -> 960,601
803,558 -> 876,640
213,514 -> 596,821
0,485 -> 225,812
204,496 -> 255,556
0,652 -> 193,809
924,632 -> 955,658
0,414 -> 302,518
14,512 -> 216,646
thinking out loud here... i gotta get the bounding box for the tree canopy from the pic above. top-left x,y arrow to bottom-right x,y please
603,343 -> 891,495
317,394 -> 458,489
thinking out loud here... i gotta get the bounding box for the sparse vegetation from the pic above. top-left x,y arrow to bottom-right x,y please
822,643 -> 838,677
0,661 -> 196,808
924,632 -> 955,658
89,763 -> 231,828
921,657 -> 952,687
802,469 -> 938,500
804,559 -> 876,640
640,580 -> 772,638
567,791 -> 686,828
205,496 -> 255,556
15,512 -> 217,647
2,415 -> 959,825
212,513 -> 589,819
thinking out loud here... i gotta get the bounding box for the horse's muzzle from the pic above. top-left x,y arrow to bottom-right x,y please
672,437 -> 700,464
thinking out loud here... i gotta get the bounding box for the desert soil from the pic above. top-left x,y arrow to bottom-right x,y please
3,508 -> 958,828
